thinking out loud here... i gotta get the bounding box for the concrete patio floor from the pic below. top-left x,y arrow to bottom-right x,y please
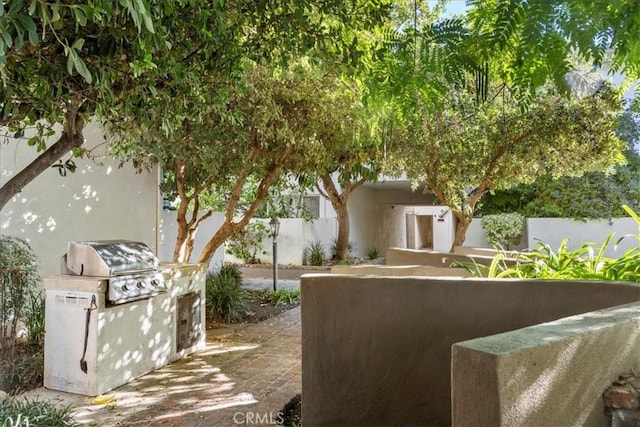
22,279 -> 301,426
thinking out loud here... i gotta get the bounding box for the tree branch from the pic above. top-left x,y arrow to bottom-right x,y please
0,108 -> 84,210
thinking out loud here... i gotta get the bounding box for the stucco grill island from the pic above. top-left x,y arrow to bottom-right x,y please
43,240 -> 207,396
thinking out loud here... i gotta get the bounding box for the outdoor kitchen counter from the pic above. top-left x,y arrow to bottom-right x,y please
43,275 -> 107,292
43,261 -> 208,396
160,262 -> 207,278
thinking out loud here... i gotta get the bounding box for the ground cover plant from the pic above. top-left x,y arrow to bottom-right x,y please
0,398 -> 77,427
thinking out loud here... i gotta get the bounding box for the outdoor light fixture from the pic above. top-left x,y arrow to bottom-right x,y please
269,217 -> 280,291
269,217 -> 280,238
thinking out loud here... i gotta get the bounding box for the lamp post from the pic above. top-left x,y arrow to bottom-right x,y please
269,217 -> 280,292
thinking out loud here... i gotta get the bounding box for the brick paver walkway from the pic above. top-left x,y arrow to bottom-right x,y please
27,306 -> 301,426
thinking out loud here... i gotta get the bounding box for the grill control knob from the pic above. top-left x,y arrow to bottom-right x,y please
151,279 -> 160,287
122,284 -> 129,292
136,281 -> 146,289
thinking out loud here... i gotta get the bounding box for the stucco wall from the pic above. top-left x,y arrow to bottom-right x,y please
461,218 -> 488,248
330,264 -> 470,277
1,123 -> 159,277
348,186 -> 379,257
223,217 -> 337,265
385,247 -> 515,267
462,217 -> 638,256
527,217 -> 638,257
453,302 -> 640,426
349,185 -> 436,257
301,275 -> 640,426
159,210 -> 225,272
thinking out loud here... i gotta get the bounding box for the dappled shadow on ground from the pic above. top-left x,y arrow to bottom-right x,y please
71,307 -> 301,426
71,342 -> 258,425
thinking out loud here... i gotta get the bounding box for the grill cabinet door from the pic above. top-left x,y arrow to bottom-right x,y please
176,292 -> 202,352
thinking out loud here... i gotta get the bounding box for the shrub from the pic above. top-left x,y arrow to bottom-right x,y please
206,265 -> 247,323
25,292 -> 45,346
330,238 -> 355,260
0,237 -> 41,354
366,247 -> 381,260
0,348 -> 44,395
0,397 -> 77,426
468,205 -> 640,282
226,222 -> 269,264
303,241 -> 325,266
481,213 -> 525,250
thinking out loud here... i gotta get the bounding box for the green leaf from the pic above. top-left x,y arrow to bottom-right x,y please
71,38 -> 85,50
65,159 -> 77,173
50,5 -> 60,23
72,6 -> 87,26
66,50 -> 74,75
16,15 -> 38,45
73,54 -> 92,83
3,99 -> 12,117
142,11 -> 154,34
8,0 -> 23,15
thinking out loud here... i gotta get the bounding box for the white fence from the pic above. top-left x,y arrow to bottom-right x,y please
223,217 -> 337,266
160,212 -> 337,269
463,217 -> 639,258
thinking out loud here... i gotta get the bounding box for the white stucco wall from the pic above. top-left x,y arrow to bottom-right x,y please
223,217 -> 337,265
159,210 -> 225,272
349,185 -> 436,257
461,219 -> 488,248
527,217 -> 638,257
348,187 -> 380,257
409,206 -> 456,252
1,123 -> 159,277
461,217 -> 637,257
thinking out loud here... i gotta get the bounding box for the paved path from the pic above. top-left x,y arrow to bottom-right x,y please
24,305 -> 301,426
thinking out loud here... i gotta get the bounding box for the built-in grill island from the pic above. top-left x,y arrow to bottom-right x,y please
44,240 -> 206,396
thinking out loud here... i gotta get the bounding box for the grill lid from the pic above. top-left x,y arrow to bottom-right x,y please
65,240 -> 159,276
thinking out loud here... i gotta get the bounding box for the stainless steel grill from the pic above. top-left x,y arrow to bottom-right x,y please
62,240 -> 166,304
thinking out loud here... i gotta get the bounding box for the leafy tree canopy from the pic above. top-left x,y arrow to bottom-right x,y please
465,0 -> 640,103
0,0 -> 392,210
480,109 -> 640,219
385,75 -> 626,247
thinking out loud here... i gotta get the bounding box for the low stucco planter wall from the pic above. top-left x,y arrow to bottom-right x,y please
239,265 -> 330,280
452,302 -> 640,426
386,247 -> 519,268
301,274 -> 640,426
330,264 -> 470,277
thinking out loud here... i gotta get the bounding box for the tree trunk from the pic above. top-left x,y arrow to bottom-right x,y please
171,158 -> 214,263
452,209 -> 472,250
335,205 -> 350,260
319,175 -> 366,261
173,202 -> 190,262
0,110 -> 84,211
197,161 -> 284,265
